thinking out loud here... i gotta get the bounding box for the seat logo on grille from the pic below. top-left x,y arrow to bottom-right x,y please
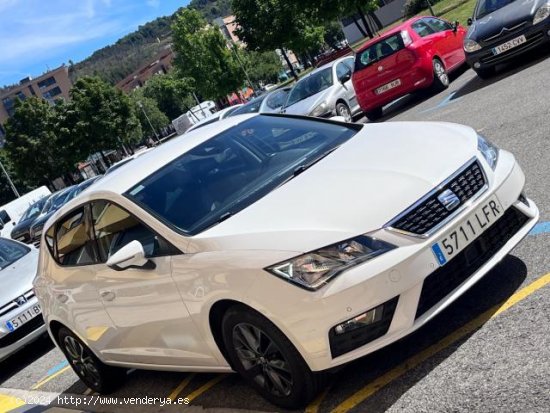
437,189 -> 461,212
14,296 -> 27,306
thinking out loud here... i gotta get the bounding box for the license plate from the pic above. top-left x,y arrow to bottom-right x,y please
492,35 -> 527,55
375,79 -> 401,95
5,305 -> 41,332
431,195 -> 504,266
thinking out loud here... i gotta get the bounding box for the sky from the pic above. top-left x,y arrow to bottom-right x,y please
0,0 -> 190,87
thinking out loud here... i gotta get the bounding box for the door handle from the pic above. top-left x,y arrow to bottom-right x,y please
100,291 -> 116,302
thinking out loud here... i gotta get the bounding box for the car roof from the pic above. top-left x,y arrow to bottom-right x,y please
355,16 -> 424,53
298,55 -> 353,81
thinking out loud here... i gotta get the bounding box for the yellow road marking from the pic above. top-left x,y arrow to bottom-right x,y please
185,375 -> 227,403
31,366 -> 71,390
306,384 -> 332,413
83,388 -> 93,396
331,272 -> 550,413
0,393 -> 25,412
167,373 -> 196,401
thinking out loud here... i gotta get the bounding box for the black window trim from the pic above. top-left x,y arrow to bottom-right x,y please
46,200 -> 183,268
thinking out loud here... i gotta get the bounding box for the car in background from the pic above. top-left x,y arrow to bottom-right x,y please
0,238 -> 45,361
229,87 -> 292,117
282,56 -> 360,122
352,16 -> 467,120
464,0 -> 550,78
34,114 -> 538,408
10,195 -> 51,244
73,175 -> 103,197
185,105 -> 243,133
105,148 -> 154,175
29,186 -> 78,246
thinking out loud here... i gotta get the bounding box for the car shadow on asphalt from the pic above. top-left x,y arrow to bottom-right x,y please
0,334 -> 55,384
319,254 -> 528,413
452,48 -> 550,101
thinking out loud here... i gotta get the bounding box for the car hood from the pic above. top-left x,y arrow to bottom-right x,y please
0,249 -> 38,301
11,217 -> 36,238
194,122 -> 479,253
32,210 -> 55,229
283,87 -> 333,116
468,0 -> 544,42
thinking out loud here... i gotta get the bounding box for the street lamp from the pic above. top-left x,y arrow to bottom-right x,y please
137,101 -> 159,143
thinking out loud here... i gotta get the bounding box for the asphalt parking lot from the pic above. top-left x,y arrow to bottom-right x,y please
1,49 -> 550,413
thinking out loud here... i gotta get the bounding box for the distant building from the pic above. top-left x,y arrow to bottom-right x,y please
116,50 -> 174,93
0,65 -> 71,141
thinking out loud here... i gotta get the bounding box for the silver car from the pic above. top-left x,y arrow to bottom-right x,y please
282,56 -> 361,122
0,238 -> 45,361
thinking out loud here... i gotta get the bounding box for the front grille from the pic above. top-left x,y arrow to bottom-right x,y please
387,159 -> 486,236
0,316 -> 44,348
0,289 -> 36,317
329,296 -> 399,358
482,22 -> 528,44
416,207 -> 529,319
480,31 -> 545,65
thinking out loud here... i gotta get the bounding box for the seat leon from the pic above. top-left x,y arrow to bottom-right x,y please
34,114 -> 538,408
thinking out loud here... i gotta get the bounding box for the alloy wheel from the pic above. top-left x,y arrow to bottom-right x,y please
337,104 -> 352,122
434,60 -> 449,86
63,335 -> 101,387
232,323 -> 293,397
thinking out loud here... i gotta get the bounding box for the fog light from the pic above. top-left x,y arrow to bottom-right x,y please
474,62 -> 481,69
335,303 -> 384,335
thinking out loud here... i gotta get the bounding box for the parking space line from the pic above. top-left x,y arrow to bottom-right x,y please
185,374 -> 227,403
305,385 -> 332,413
167,373 -> 195,401
530,221 -> 550,236
330,272 -> 550,413
31,366 -> 71,390
0,393 -> 25,411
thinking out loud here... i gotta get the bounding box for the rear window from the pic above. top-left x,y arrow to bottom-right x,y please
126,116 -> 359,235
355,33 -> 405,71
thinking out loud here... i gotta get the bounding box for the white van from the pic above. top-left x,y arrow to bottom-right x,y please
0,186 -> 51,238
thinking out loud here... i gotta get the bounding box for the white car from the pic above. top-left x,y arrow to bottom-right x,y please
0,239 -> 45,361
185,104 -> 243,133
282,56 -> 361,122
34,115 -> 538,408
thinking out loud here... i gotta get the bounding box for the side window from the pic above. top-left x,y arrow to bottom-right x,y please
344,57 -> 355,72
336,62 -> 351,82
412,20 -> 436,37
56,207 -> 99,266
426,18 -> 453,33
90,200 -> 177,262
266,91 -> 285,110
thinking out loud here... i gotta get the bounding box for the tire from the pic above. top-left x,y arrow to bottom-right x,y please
221,305 -> 323,409
432,58 -> 450,91
58,327 -> 126,394
364,107 -> 383,121
335,102 -> 352,122
474,66 -> 496,79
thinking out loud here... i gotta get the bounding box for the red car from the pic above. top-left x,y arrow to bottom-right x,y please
352,16 -> 467,121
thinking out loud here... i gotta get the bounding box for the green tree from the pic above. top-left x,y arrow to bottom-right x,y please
171,9 -> 243,100
130,89 -> 170,137
0,151 -> 31,205
242,50 -> 283,85
3,97 -> 66,187
142,74 -> 195,120
67,77 -> 142,164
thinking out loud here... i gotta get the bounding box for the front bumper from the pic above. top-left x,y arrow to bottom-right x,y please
466,20 -> 550,69
247,151 -> 538,371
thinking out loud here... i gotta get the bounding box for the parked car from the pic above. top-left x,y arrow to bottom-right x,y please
29,186 -> 78,246
185,105 -> 243,133
34,114 -> 538,408
10,196 -> 51,244
0,238 -> 45,361
464,0 -> 550,78
229,87 -> 292,117
0,186 -> 51,238
73,175 -> 103,197
283,57 -> 360,122
353,16 -> 467,121
105,148 -> 154,175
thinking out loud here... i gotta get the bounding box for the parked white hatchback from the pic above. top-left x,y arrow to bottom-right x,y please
34,114 -> 538,408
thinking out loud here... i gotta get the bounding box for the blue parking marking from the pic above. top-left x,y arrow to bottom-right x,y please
431,244 -> 447,266
421,91 -> 461,113
46,360 -> 69,376
530,221 -> 550,236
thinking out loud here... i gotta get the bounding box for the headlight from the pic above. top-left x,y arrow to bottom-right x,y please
534,3 -> 550,24
464,38 -> 482,53
477,134 -> 499,170
266,236 -> 396,290
310,101 -> 329,117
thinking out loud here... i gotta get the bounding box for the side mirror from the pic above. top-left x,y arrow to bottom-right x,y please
339,72 -> 352,84
453,21 -> 460,32
106,240 -> 156,271
467,18 -> 473,26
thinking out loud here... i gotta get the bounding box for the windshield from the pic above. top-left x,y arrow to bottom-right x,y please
286,68 -> 333,107
355,33 -> 405,71
20,198 -> 47,221
475,0 -> 517,18
126,116 -> 359,235
230,96 -> 267,116
49,187 -> 75,211
0,238 -> 29,270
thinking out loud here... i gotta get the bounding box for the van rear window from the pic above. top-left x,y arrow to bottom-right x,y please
355,33 -> 405,71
